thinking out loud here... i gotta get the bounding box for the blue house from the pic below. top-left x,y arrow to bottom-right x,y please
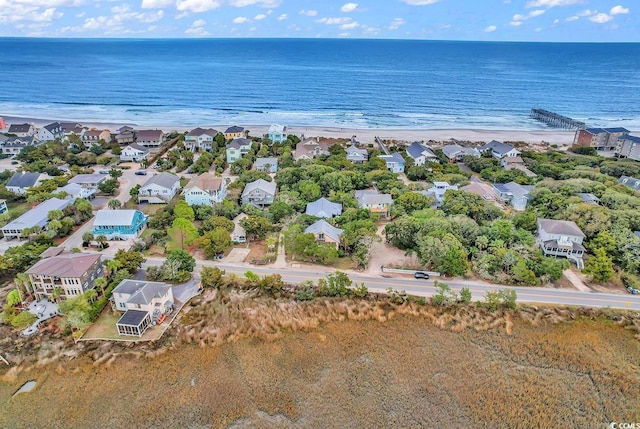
268,124 -> 287,143
92,209 -> 147,240
378,153 -> 405,173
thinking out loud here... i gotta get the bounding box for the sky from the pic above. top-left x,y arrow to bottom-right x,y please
0,0 -> 637,41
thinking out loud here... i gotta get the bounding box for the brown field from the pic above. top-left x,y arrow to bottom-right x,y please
0,294 -> 639,428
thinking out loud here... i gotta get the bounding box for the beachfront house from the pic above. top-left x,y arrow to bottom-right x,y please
537,218 -> 586,268
224,126 -> 245,140
1,197 -> 71,240
355,189 -> 393,218
92,209 -> 147,240
345,145 -> 368,164
0,200 -> 7,215
501,156 -> 537,177
492,181 -> 534,211
254,157 -> 278,173
8,123 -> 36,137
241,179 -> 276,208
574,127 -> 629,151
138,172 -> 181,204
479,140 -> 520,160
120,144 -> 151,162
82,129 -> 111,147
6,171 -> 48,195
304,219 -> 343,249
60,123 -> 86,140
406,142 -> 438,166
305,197 -> 343,218
185,128 -> 218,152
135,129 -> 164,148
226,138 -> 253,163
35,122 -> 64,142
182,173 -> 227,206
231,213 -> 247,243
0,136 -> 37,156
441,144 -> 482,162
115,129 -> 135,145
111,280 -> 175,337
615,135 -> 640,161
378,153 -> 405,173
294,138 -> 330,161
26,253 -> 103,301
267,124 -> 287,143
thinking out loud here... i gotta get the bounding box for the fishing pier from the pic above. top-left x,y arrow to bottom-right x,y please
530,108 -> 585,129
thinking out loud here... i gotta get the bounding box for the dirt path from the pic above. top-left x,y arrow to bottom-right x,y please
365,224 -> 417,276
563,269 -> 592,293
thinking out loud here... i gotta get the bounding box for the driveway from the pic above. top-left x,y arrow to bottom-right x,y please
172,275 -> 201,304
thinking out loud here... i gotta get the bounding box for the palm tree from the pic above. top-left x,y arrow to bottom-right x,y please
94,277 -> 108,297
108,199 -> 122,210
52,287 -> 64,303
84,289 -> 98,303
82,231 -> 94,247
14,273 -> 32,301
96,234 -> 108,249
105,259 -> 122,279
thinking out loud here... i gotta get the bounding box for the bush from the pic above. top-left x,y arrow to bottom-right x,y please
295,284 -> 315,301
11,311 -> 37,328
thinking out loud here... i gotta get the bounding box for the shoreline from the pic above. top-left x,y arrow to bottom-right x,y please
2,114 -> 582,145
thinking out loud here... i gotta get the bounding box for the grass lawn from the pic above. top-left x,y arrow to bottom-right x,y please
6,201 -> 32,219
81,307 -> 166,342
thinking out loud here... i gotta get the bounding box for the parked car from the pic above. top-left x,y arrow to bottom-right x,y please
99,170 -> 109,174
626,286 -> 640,295
134,170 -> 148,176
414,271 -> 430,280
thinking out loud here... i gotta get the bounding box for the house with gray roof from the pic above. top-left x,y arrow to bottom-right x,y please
93,209 -> 147,240
616,134 -> 640,161
231,213 -> 248,243
6,171 -> 48,195
35,122 -> 64,142
226,137 -> 253,163
355,189 -> 393,217
254,157 -> 278,173
2,197 -> 71,240
241,179 -> 276,208
58,183 -> 95,200
479,140 -> 520,160
306,197 -> 343,218
618,176 -> 640,193
378,153 -> 405,173
135,129 -> 164,147
422,181 -> 458,206
577,193 -> 601,205
0,135 -> 37,156
441,144 -> 481,162
406,142 -> 438,166
120,143 -> 150,162
8,123 -> 35,137
492,181 -> 534,211
345,145 -> 368,164
112,280 -> 174,337
69,173 -> 107,190
268,124 -> 287,143
537,218 -> 586,268
26,253 -> 103,301
185,127 -> 218,151
138,172 -> 181,204
224,125 -> 245,140
304,219 -> 343,249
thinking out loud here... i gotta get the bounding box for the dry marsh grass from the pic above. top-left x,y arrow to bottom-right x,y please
0,291 -> 639,428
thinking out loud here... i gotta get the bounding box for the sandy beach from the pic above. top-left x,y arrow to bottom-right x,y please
2,115 -> 580,146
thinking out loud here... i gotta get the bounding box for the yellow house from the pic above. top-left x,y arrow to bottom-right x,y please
224,125 -> 245,140
304,219 -> 343,250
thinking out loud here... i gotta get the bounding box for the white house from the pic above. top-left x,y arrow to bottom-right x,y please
111,279 -> 174,337
120,143 -> 151,162
138,172 -> 181,204
345,145 -> 368,164
59,183 -> 95,200
185,127 -> 218,151
441,144 -> 481,162
479,140 -> 521,160
6,171 -> 48,195
69,173 -> 107,190
35,122 -> 64,142
1,197 -> 71,240
241,179 -> 276,208
537,218 -> 586,268
231,213 -> 247,243
267,124 -> 287,143
135,129 -> 164,148
406,142 -> 438,166
422,181 -> 458,206
8,123 -> 36,137
493,182 -> 534,211
182,173 -> 227,206
254,157 -> 278,173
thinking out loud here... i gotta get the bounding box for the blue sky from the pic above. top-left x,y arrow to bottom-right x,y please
0,0 -> 636,41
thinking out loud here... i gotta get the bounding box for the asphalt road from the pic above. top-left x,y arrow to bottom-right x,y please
142,257 -> 640,312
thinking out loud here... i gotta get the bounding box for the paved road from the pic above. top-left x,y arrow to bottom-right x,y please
141,257 -> 640,311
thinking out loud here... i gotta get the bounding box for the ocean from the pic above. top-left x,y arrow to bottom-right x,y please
1,38 -> 639,130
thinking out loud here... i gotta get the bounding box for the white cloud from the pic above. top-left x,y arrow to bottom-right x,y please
185,18 -> 208,35
233,16 -> 248,23
316,17 -> 352,25
529,9 -> 546,17
254,13 -> 266,20
389,17 -> 406,30
229,0 -> 281,7
141,0 -> 173,8
299,9 -> 317,16
565,15 -> 579,21
610,5 -> 629,15
75,11 -> 85,17
192,18 -> 205,26
484,25 -> 497,32
340,21 -> 359,29
401,0 -> 439,5
589,13 -> 612,23
176,0 -> 222,13
535,26 -> 542,31
525,0 -> 581,7
277,13 -> 287,21
340,3 -> 358,13
509,20 -> 523,26
0,2 -> 67,24
553,18 -> 559,24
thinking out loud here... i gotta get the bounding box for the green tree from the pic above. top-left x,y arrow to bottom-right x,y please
458,287 -> 472,305
583,247 -> 614,283
240,215 -> 272,241
499,289 -> 518,310
483,290 -> 502,311
113,249 -> 146,274
82,231 -> 94,247
166,249 -> 196,273
109,168 -> 123,180
10,311 -> 37,329
395,192 -> 433,214
258,274 -> 284,296
6,289 -> 21,307
200,267 -> 225,289
200,216 -> 235,234
317,271 -> 352,297
98,178 -> 119,195
129,184 -> 141,199
168,217 -> 199,250
108,199 -> 122,210
199,228 -> 231,258
431,281 -> 456,306
173,200 -> 195,221
95,277 -> 108,297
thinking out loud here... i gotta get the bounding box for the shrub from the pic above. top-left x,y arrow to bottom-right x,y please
295,284 -> 315,301
11,310 -> 37,329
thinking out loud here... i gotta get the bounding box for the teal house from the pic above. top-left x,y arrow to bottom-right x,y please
226,137 -> 252,164
92,209 -> 147,240
268,124 -> 287,143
